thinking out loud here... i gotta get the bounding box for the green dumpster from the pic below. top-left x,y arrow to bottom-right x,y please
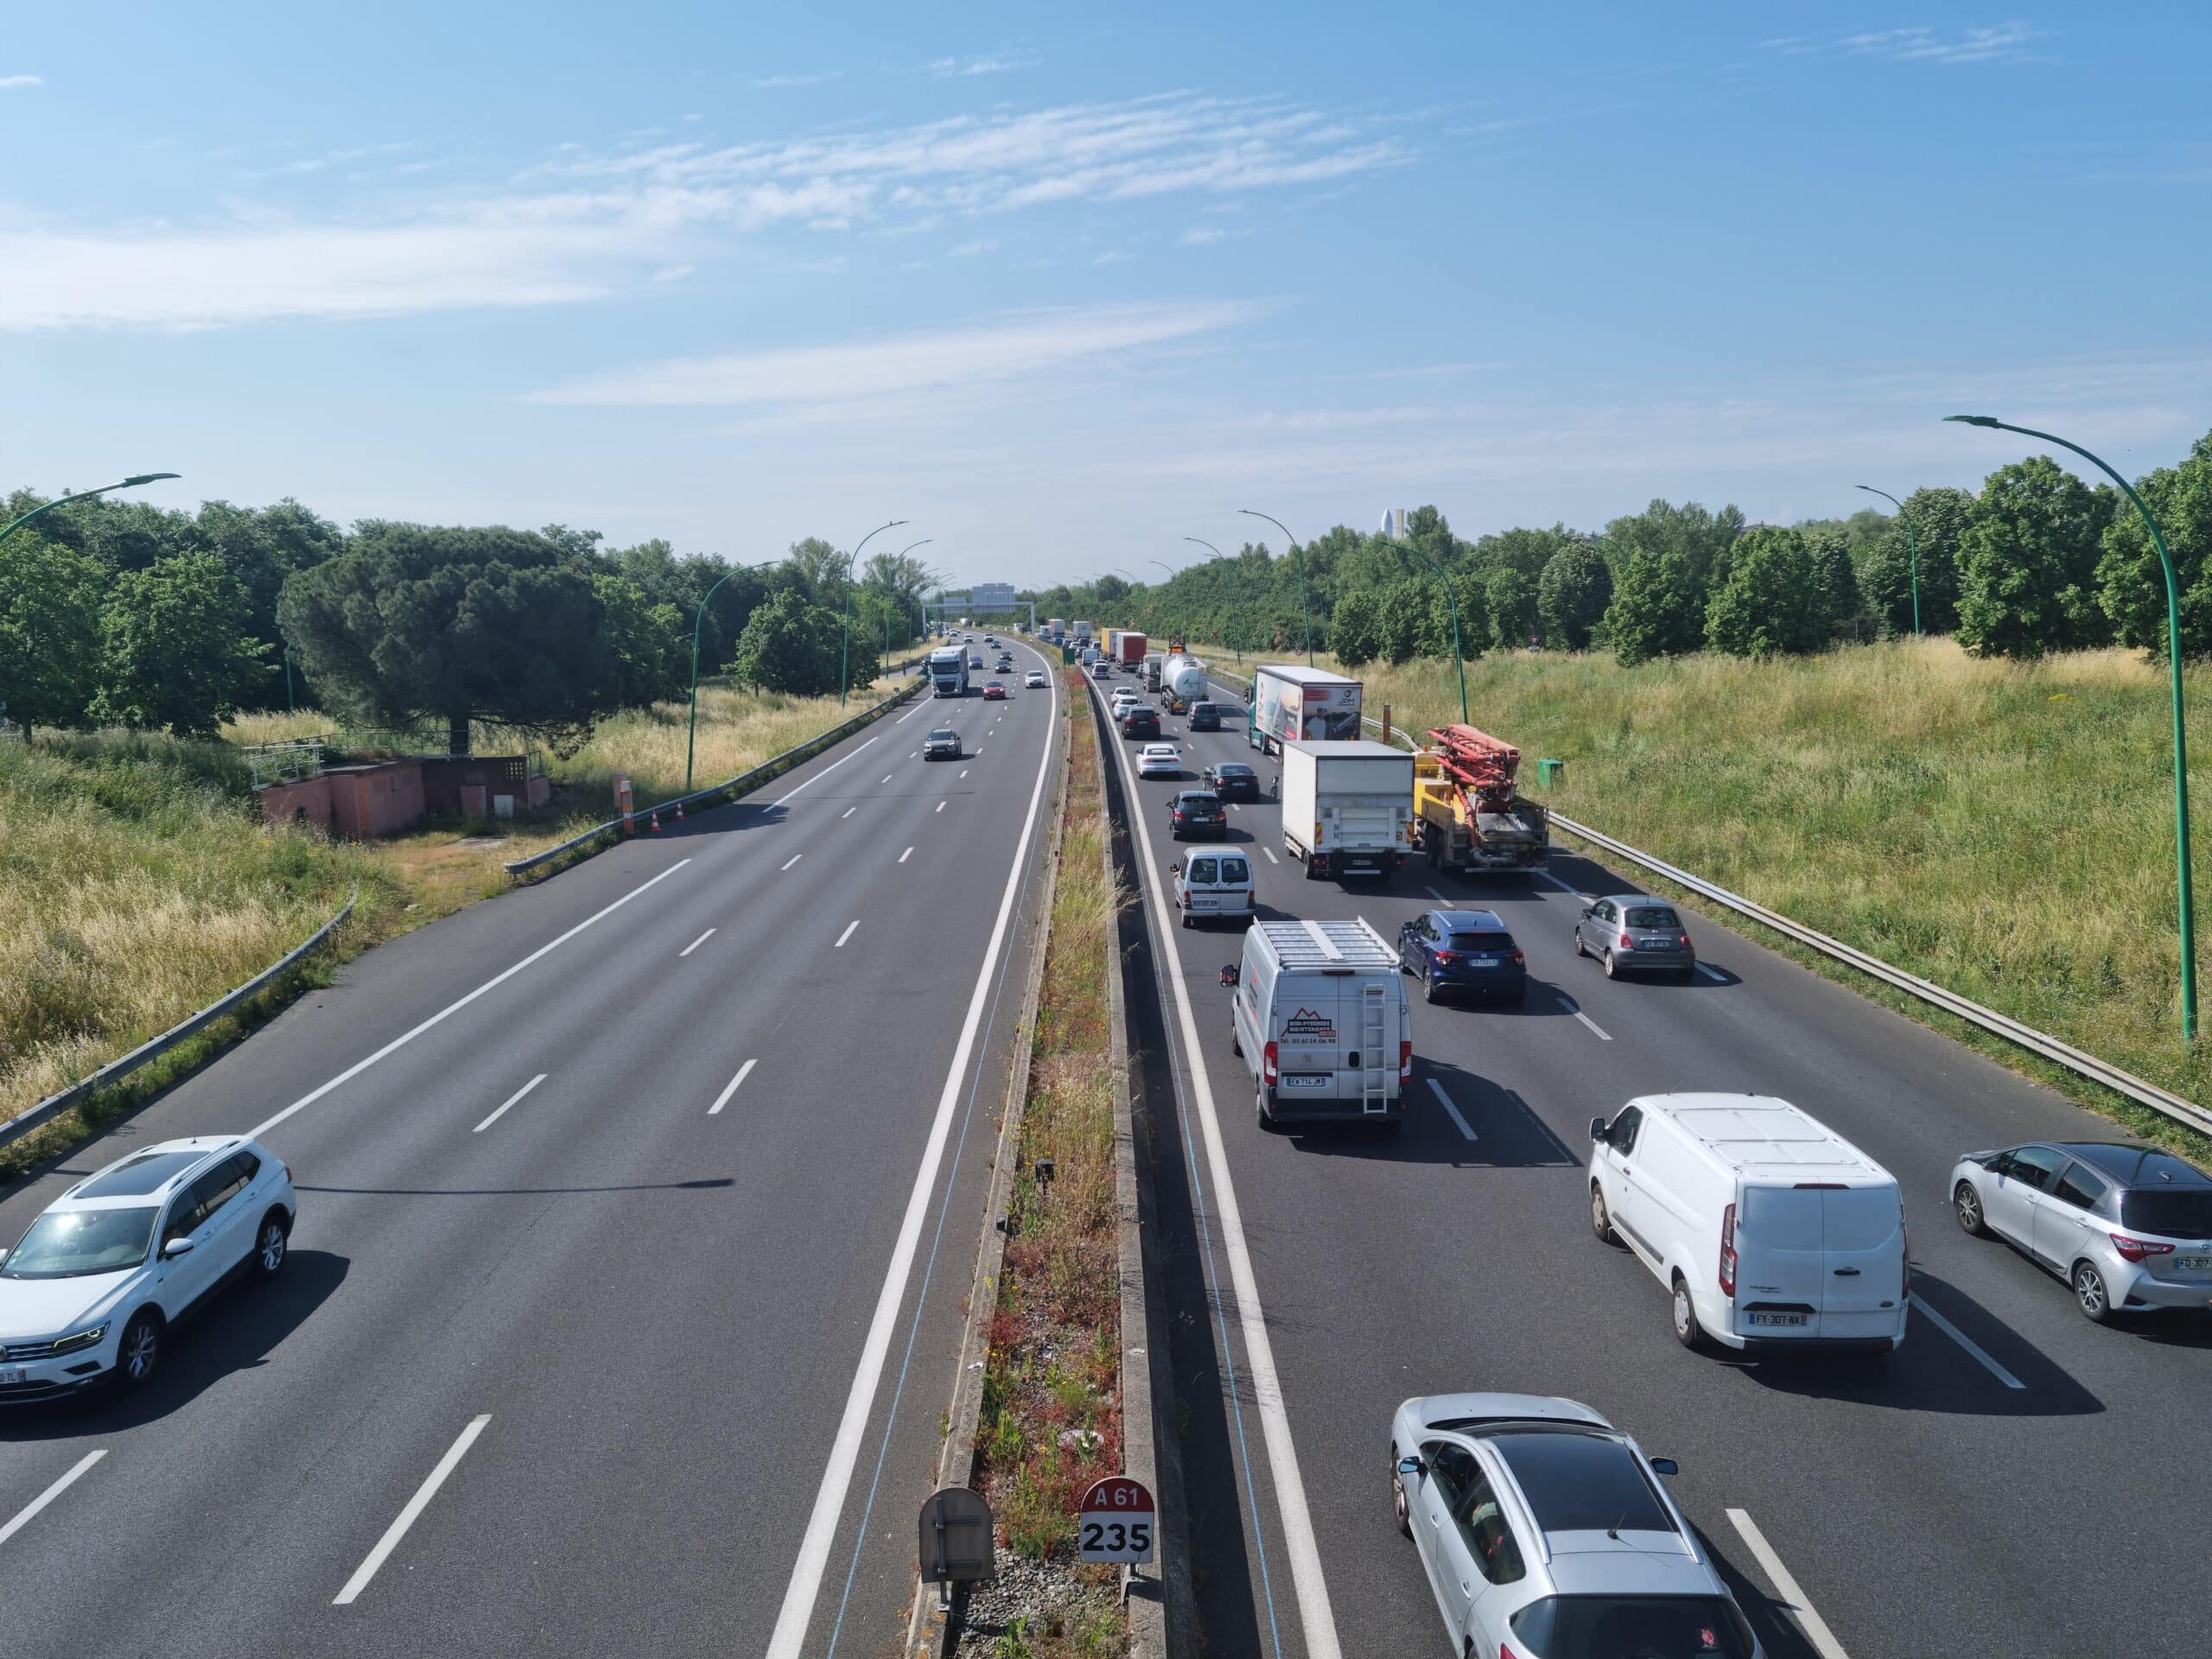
1535,758 -> 1565,788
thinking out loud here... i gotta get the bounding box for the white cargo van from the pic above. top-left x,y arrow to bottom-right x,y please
1225,919 -> 1411,1130
1587,1093 -> 1910,1357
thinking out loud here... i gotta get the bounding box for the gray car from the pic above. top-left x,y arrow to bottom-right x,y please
1573,895 -> 1696,980
1950,1140 -> 2212,1323
1389,1392 -> 1760,1657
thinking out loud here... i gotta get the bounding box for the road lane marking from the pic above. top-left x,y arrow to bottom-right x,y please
1096,682 -> 1343,1659
334,1415 -> 492,1605
1910,1294 -> 2025,1389
899,846 -> 914,863
834,920 -> 860,948
841,806 -> 857,819
1698,963 -> 1728,982
935,800 -> 946,813
1726,1509 -> 1853,1659
768,652 -> 1059,1659
251,860 -> 692,1141
768,734 -> 880,808
880,774 -> 893,784
1557,995 -> 1612,1040
1422,886 -> 1448,902
959,768 -> 969,779
1427,1077 -> 1478,1141
473,1073 -> 545,1134
1535,870 -> 1592,901
0,1451 -> 105,1551
782,854 -> 804,872
1261,846 -> 1279,864
709,1058 -> 758,1116
680,928 -> 715,957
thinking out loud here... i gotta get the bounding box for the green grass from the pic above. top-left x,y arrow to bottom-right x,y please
1193,635 -> 2212,1157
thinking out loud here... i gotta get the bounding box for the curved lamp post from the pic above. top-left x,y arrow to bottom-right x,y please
1148,558 -> 1178,640
1855,484 -> 1920,637
0,473 -> 181,544
841,519 -> 908,707
1239,508 -> 1313,665
1948,413 -> 2196,1041
685,556 -> 781,791
1184,537 -> 1237,660
886,538 -> 932,676
1382,521 -> 1468,725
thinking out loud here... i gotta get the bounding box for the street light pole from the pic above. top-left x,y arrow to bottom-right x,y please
1856,484 -> 1920,637
841,519 -> 908,708
0,472 -> 181,544
685,556 -> 779,791
1184,537 -> 1233,659
1948,414 -> 2196,1041
888,538 -> 933,677
1240,509 -> 1313,666
1385,523 -> 1469,726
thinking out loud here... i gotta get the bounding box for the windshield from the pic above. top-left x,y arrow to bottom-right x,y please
1446,931 -> 1512,950
1217,765 -> 1253,779
2119,1189 -> 2212,1237
1625,906 -> 1681,931
4,1207 -> 160,1278
929,731 -> 957,743
1220,858 -> 1250,882
1510,1596 -> 1753,1659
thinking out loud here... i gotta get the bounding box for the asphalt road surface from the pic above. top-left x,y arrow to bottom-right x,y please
0,640 -> 1060,1659
1089,664 -> 2211,1659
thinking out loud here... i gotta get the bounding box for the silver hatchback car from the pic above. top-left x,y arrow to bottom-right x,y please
1574,895 -> 1697,980
1950,1141 -> 2212,1323
1390,1392 -> 1761,1657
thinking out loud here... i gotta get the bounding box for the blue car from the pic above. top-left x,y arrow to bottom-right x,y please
1396,908 -> 1527,1005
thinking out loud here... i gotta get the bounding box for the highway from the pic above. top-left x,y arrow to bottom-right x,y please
0,640 -> 1061,1659
1089,664 -> 2212,1659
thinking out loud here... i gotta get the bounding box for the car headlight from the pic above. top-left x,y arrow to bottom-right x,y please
50,1323 -> 109,1355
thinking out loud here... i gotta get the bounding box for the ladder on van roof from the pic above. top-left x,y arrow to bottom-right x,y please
1359,982 -> 1389,1116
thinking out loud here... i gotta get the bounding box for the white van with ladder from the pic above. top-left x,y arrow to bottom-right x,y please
1587,1093 -> 1910,1357
1225,919 -> 1411,1130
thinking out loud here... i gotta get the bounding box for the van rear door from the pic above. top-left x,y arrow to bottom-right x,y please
1735,1185 -> 1827,1335
1819,1185 -> 1906,1338
1271,976 -> 1345,1098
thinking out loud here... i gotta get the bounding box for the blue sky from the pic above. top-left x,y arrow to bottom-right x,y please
3,3 -> 2208,588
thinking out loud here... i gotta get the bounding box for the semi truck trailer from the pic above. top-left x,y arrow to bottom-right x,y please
1248,664 -> 1363,756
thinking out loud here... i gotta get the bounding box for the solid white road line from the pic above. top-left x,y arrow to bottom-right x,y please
1557,995 -> 1613,1041
0,1451 -> 105,1550
767,657 -> 1059,1659
251,860 -> 692,1141
334,1415 -> 492,1605
835,920 -> 860,948
1698,963 -> 1728,982
1910,1294 -> 2026,1389
1261,845 -> 1279,864
472,1073 -> 545,1134
781,854 -> 804,872
768,734 -> 880,808
1099,685 -> 1344,1659
1427,1077 -> 1478,1141
709,1058 -> 758,1116
1726,1508 -> 1853,1659
680,928 -> 716,958
842,806 -> 857,820
899,846 -> 914,863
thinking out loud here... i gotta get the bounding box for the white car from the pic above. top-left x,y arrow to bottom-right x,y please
1109,689 -> 1140,714
1137,743 -> 1182,779
0,1136 -> 296,1402
1025,670 -> 1048,689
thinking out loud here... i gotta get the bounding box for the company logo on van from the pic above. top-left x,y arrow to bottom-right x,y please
1283,1006 -> 1336,1041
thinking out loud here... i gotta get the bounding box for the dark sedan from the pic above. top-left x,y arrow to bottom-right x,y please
1167,790 -> 1228,841
1186,701 -> 1222,732
1397,908 -> 1527,1004
1119,705 -> 1161,740
1202,761 -> 1261,801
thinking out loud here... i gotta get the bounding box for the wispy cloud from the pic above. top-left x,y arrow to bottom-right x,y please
529,299 -> 1257,408
926,54 -> 1037,79
948,238 -> 1000,257
1178,226 -> 1226,245
1763,22 -> 2055,65
752,70 -> 840,88
251,141 -> 412,178
652,264 -> 695,282
0,73 -> 44,90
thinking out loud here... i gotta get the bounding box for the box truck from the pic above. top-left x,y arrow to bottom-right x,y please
1280,740 -> 1414,882
1225,918 -> 1411,1130
1119,630 -> 1147,668
1248,664 -> 1363,756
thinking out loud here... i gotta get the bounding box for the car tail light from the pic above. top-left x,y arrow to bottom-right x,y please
1509,950 -> 1525,963
1433,949 -> 1458,963
1399,1040 -> 1413,1082
1619,933 -> 1633,949
1678,934 -> 1691,948
2111,1233 -> 2175,1262
1262,1041 -> 1279,1084
1719,1202 -> 1738,1299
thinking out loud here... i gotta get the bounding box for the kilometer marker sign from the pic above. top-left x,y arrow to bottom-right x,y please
1076,1474 -> 1156,1564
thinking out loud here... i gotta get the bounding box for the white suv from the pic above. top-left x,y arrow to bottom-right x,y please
0,1136 -> 296,1402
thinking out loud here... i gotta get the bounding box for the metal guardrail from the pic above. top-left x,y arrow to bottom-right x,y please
1208,658 -> 2211,1135
1,887 -> 360,1154
503,677 -> 927,877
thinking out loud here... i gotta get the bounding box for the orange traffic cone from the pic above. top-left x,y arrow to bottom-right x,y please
649,808 -> 663,833
675,798 -> 686,822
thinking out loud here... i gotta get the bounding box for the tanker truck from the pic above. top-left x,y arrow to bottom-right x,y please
1162,652 -> 1209,708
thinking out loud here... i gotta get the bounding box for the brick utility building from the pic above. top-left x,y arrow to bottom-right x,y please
257,753 -> 549,838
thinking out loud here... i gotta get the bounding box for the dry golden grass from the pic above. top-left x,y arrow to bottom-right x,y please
1192,634 -> 2212,1144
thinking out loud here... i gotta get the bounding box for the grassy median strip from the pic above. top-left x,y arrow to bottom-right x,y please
1199,635 -> 2212,1155
968,666 -> 1126,1656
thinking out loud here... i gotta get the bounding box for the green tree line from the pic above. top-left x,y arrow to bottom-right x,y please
1028,427 -> 2212,671
0,490 -> 940,745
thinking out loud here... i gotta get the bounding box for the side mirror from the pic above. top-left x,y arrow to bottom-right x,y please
1578,906 -> 1593,919
1649,1457 -> 1679,1477
1396,1454 -> 1425,1478
162,1236 -> 196,1260
1219,964 -> 1240,988
1589,1116 -> 1608,1144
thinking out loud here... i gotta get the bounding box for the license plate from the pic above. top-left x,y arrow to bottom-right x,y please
1465,957 -> 1497,968
1278,1074 -> 1332,1090
2176,1255 -> 2212,1273
0,1365 -> 23,1386
1747,1312 -> 1808,1328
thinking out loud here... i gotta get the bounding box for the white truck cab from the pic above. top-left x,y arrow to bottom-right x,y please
1224,919 -> 1411,1131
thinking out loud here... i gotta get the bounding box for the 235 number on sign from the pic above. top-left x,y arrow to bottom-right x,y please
1077,1518 -> 1154,1563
